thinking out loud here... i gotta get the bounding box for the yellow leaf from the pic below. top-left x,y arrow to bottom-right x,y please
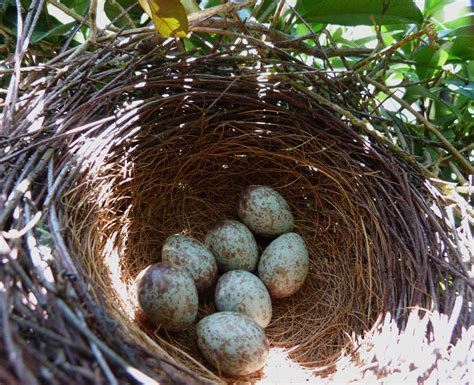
139,0 -> 152,17
181,0 -> 200,14
139,0 -> 189,38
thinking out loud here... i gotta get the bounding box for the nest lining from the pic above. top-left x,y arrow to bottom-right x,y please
2,31 -> 472,385
62,51 -> 458,381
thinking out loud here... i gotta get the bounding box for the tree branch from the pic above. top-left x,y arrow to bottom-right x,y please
363,76 -> 474,175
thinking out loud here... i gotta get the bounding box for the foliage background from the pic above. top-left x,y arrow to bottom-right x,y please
1,0 -> 473,183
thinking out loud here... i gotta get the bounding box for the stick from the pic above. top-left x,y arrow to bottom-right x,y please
57,300 -> 162,385
1,284 -> 39,385
363,76 -> 473,175
0,148 -> 54,229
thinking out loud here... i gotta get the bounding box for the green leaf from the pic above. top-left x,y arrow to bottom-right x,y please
30,21 -> 76,44
200,0 -> 221,7
426,146 -> 441,162
139,0 -> 188,37
3,3 -> 76,44
292,22 -> 326,39
444,12 -> 472,30
404,85 -> 462,121
0,0 -> 11,16
443,81 -> 474,100
253,0 -> 278,21
298,0 -> 423,25
439,126 -> 456,142
383,110 -> 412,150
431,113 -> 456,128
423,0 -> 456,16
104,0 -> 143,28
60,0 -> 90,16
183,33 -> 210,53
181,0 -> 199,14
414,46 -> 448,80
447,25 -> 474,60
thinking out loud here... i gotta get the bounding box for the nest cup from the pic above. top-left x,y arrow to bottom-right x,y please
3,32 -> 472,384
58,46 -> 471,380
64,51 -> 443,380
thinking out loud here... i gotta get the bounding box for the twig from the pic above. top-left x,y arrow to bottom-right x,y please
258,0 -> 278,22
58,363 -> 98,382
438,143 -> 474,164
11,315 -> 92,356
57,300 -> 162,385
81,314 -> 119,385
288,80 -> 432,175
251,0 -> 266,18
43,157 -> 76,211
0,1 -> 23,135
0,148 -> 54,229
65,0 -> 99,61
363,76 -> 474,175
46,0 -> 119,32
46,0 -> 85,23
88,0 -> 98,44
109,0 -> 136,29
1,282 -> 39,385
191,18 -> 371,59
1,151 -> 37,200
271,0 -> 286,28
0,0 -> 46,133
188,1 -> 254,23
23,203 -> 57,293
354,25 -> 436,71
448,161 -> 467,184
7,256 -> 48,307
2,210 -> 42,240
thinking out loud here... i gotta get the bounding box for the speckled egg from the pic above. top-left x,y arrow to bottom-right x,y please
238,185 -> 294,237
197,312 -> 269,376
215,270 -> 272,328
136,263 -> 198,331
162,234 -> 217,294
204,220 -> 259,272
258,233 -> 309,298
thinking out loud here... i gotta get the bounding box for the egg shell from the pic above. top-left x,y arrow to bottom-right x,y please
197,312 -> 269,376
238,185 -> 294,237
215,270 -> 272,328
205,220 -> 259,272
258,233 -> 309,298
136,263 -> 198,331
162,234 -> 217,294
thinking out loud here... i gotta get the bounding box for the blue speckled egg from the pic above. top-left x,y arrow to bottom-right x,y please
197,312 -> 269,376
205,220 -> 258,272
215,270 -> 272,328
162,234 -> 217,294
238,185 -> 294,237
258,233 -> 309,298
136,263 -> 198,331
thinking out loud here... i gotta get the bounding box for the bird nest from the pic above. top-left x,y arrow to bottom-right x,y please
1,22 -> 472,385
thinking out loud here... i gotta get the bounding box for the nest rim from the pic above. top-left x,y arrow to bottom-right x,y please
62,52 -> 467,382
1,27 -> 472,385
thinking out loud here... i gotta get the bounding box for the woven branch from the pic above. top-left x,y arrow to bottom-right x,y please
0,18 -> 472,385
